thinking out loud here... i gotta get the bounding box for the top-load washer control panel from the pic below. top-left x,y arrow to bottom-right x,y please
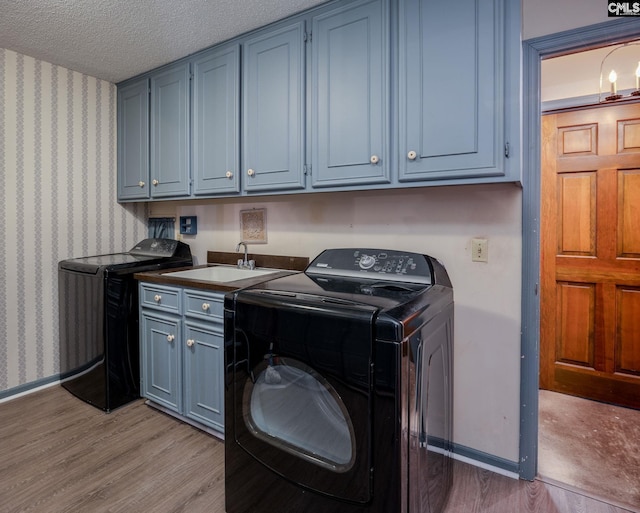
306,248 -> 433,284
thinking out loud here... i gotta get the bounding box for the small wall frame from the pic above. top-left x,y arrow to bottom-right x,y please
240,208 -> 267,244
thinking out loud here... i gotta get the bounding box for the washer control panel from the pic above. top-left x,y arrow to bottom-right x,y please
130,238 -> 179,257
306,248 -> 433,284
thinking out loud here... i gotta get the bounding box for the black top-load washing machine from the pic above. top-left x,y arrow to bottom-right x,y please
58,238 -> 192,412
225,248 -> 454,513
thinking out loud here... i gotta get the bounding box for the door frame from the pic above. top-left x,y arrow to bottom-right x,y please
520,18 -> 640,480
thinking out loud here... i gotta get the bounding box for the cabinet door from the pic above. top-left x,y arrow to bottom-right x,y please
151,62 -> 191,197
184,321 -> 225,431
141,312 -> 182,412
398,0 -> 504,181
117,79 -> 150,200
311,0 -> 390,188
243,21 -> 306,192
192,45 -> 240,195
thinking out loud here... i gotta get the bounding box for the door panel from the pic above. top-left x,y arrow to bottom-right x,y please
150,62 -> 190,197
192,45 -> 240,195
556,282 -> 595,368
141,313 -> 182,411
541,103 -> 640,409
618,170 -> 640,256
311,0 -> 389,187
557,172 -> 596,255
616,287 -> 640,376
184,322 -> 225,429
117,79 -> 150,200
242,22 -> 305,192
398,0 -> 503,180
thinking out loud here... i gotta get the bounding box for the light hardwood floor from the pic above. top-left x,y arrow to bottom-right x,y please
0,386 -> 636,513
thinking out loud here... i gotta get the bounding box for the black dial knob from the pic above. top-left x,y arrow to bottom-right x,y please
359,254 -> 376,269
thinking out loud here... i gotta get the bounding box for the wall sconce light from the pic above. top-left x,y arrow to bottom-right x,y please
599,42 -> 640,102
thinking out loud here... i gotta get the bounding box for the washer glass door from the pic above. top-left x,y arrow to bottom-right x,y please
232,293 -> 375,503
245,356 -> 356,473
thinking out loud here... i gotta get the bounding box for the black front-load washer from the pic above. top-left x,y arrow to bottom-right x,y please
58,238 -> 192,412
225,248 -> 454,513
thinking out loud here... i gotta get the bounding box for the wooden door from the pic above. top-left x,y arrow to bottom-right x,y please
541,102 -> 640,409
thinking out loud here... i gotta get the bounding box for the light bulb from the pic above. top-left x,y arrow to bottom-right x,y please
609,70 -> 618,96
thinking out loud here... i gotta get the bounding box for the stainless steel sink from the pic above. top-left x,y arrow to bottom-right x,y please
162,265 -> 281,283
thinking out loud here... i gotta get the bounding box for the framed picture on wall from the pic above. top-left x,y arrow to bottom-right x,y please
240,208 -> 267,244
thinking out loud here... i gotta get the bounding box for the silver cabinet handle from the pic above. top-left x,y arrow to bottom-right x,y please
154,294 -> 162,302
186,339 -> 195,347
407,150 -> 417,160
152,179 -> 159,186
370,155 -> 380,164
247,169 -> 255,176
202,303 -> 210,311
167,334 -> 175,342
138,181 -> 145,187
225,171 -> 233,179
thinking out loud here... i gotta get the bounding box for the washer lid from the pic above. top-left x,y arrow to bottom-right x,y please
58,253 -> 157,273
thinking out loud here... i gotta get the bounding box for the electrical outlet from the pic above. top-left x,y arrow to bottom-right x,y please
472,238 -> 488,262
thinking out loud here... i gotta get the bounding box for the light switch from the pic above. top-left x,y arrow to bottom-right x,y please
472,238 -> 488,262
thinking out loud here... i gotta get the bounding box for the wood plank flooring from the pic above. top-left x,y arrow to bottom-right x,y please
0,386 -> 636,513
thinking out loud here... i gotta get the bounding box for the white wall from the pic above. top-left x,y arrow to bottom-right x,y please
157,183 -> 523,462
523,0 -> 614,40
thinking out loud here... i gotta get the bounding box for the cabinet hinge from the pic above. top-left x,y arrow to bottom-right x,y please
304,31 -> 312,43
504,141 -> 510,158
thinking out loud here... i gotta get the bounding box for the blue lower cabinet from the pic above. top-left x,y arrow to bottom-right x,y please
184,321 -> 225,431
140,312 -> 182,412
139,283 -> 225,435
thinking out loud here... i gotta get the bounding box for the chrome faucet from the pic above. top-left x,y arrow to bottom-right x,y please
235,242 -> 255,269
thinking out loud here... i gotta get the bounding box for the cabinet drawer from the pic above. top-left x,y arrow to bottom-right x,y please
140,284 -> 182,314
184,289 -> 224,321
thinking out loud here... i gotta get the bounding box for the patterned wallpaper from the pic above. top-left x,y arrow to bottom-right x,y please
0,48 -> 147,397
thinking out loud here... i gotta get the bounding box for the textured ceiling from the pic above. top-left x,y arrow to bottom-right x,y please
0,0 -> 327,83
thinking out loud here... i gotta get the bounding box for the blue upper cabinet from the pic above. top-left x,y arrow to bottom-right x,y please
398,0 -> 514,182
117,78 -> 150,200
150,62 -> 191,197
242,21 -> 306,192
192,45 -> 240,195
311,0 -> 390,188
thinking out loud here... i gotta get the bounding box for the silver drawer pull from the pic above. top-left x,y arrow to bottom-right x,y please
187,339 -> 195,347
225,171 -> 233,179
407,150 -> 417,160
152,179 -> 159,186
202,303 -> 210,311
247,168 -> 255,176
370,155 -> 380,164
154,294 -> 162,302
138,181 -> 145,187
167,334 -> 175,342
